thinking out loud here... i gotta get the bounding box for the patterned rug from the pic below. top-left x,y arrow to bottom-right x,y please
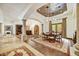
0,46 -> 35,56
30,37 -> 68,54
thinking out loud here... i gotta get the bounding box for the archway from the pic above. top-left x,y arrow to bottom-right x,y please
26,19 -> 42,35
34,25 -> 39,35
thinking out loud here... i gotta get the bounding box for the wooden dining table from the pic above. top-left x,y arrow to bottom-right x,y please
42,32 -> 61,42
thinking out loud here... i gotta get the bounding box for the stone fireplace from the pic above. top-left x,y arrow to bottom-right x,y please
4,25 -> 13,35
5,31 -> 11,34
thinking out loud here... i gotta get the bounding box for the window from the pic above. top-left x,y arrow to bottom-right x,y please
52,23 -> 62,33
52,24 -> 56,32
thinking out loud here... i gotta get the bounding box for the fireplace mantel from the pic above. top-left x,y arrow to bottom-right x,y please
5,31 -> 11,34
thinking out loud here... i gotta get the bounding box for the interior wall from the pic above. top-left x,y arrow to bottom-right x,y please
26,19 -> 42,35
50,4 -> 77,38
0,5 -> 24,35
29,11 -> 49,33
28,4 -> 77,36
1,19 -> 23,35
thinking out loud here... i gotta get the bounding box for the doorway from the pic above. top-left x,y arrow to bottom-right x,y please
34,25 -> 39,35
16,25 -> 22,35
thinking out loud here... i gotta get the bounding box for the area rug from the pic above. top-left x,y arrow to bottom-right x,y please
31,37 -> 68,54
0,46 -> 35,56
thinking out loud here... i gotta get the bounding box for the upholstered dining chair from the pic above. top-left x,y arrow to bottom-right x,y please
56,33 -> 62,43
41,32 -> 47,41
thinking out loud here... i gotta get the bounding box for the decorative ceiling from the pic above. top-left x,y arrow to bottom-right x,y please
37,3 -> 67,17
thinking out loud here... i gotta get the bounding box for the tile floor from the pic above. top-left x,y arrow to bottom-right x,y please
27,37 -> 73,56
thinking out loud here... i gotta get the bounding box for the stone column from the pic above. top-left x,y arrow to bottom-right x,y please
41,24 -> 43,33
77,4 -> 79,43
23,19 -> 26,34
22,19 -> 27,42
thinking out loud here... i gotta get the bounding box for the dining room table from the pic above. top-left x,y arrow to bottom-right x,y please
42,32 -> 61,42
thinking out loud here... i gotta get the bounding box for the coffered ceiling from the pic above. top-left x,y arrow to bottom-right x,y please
37,3 -> 67,17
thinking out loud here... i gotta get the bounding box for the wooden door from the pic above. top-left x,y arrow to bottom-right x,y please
34,25 -> 39,35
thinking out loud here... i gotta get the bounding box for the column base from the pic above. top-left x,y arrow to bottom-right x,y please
23,35 -> 28,42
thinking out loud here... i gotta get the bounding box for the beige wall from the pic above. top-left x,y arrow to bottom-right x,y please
26,19 -> 42,35
49,4 -> 77,38
27,4 -> 77,38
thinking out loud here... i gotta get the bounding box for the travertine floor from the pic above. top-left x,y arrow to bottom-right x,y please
0,35 -> 43,56
27,37 -> 73,56
0,35 -> 73,56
